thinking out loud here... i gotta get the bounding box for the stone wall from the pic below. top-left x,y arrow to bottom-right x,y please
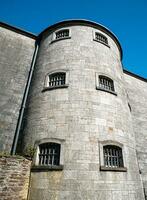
0,25 -> 36,152
0,156 -> 31,200
124,72 -> 147,199
22,23 -> 144,200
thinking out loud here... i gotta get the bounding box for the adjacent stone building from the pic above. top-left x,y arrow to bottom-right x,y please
0,20 -> 147,200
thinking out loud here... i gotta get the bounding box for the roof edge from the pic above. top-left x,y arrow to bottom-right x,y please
0,21 -> 37,40
38,19 -> 123,60
123,69 -> 147,82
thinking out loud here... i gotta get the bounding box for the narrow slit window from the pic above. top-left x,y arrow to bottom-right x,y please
95,32 -> 108,45
99,76 -> 115,92
49,72 -> 66,87
39,143 -> 60,166
56,29 -> 69,40
103,145 -> 123,168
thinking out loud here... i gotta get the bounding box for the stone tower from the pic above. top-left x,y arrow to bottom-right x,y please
19,20 -> 144,200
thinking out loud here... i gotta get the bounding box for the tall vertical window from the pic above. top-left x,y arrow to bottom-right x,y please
103,145 -> 123,168
99,75 -> 115,92
39,143 -> 60,166
49,72 -> 66,87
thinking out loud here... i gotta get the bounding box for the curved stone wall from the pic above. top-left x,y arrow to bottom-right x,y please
22,21 -> 144,200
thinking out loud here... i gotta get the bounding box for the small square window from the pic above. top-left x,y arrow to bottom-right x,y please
93,32 -> 109,47
95,32 -> 108,44
56,29 -> 69,40
99,141 -> 127,172
49,72 -> 66,87
103,145 -> 123,168
31,138 -> 65,171
51,29 -> 71,43
99,75 -> 114,92
96,74 -> 117,95
39,143 -> 60,166
43,71 -> 69,92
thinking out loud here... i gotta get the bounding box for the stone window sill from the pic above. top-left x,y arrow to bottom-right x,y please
51,36 -> 71,44
42,84 -> 69,92
96,86 -> 117,96
93,39 -> 110,48
31,165 -> 63,172
100,166 -> 127,172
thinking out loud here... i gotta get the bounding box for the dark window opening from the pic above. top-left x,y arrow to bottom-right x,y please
99,76 -> 115,92
103,145 -> 123,168
56,29 -> 69,40
39,143 -> 60,166
95,32 -> 108,45
49,72 -> 66,87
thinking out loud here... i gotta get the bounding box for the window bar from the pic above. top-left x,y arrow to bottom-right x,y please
102,78 -> 104,89
119,150 -> 122,167
107,80 -> 110,90
110,148 -> 113,167
45,147 -> 48,165
107,149 -> 111,167
116,149 -> 119,167
59,76 -> 62,86
105,79 -> 108,90
106,148 -> 109,167
52,149 -> 55,166
48,148 -> 51,165
53,77 -> 56,86
42,147 -> 45,165
57,76 -> 60,86
114,149 -> 117,167
112,148 -> 114,167
108,81 -> 111,90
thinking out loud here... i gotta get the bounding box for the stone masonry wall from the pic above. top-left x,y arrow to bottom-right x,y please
124,73 -> 147,199
0,25 -> 36,152
23,24 -> 144,200
0,156 -> 31,200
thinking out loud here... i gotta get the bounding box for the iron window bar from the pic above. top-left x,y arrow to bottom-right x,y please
56,29 -> 69,40
49,73 -> 66,87
103,145 -> 124,168
95,32 -> 108,45
39,143 -> 60,166
99,76 -> 115,92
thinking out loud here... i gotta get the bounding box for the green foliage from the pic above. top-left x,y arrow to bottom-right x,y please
24,145 -> 35,159
0,151 -> 22,158
0,151 -> 10,157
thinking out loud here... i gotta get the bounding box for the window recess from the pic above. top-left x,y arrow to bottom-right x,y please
31,141 -> 64,171
56,29 -> 69,40
96,75 -> 117,95
100,144 -> 127,172
42,71 -> 69,92
39,143 -> 60,166
51,29 -> 71,43
93,32 -> 110,47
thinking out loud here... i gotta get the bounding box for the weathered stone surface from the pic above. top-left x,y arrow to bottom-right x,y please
0,156 -> 31,200
124,74 -> 147,199
0,20 -> 146,200
21,23 -> 144,200
0,26 -> 35,152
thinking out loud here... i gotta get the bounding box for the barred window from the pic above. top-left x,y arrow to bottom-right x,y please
103,145 -> 123,168
99,76 -> 115,92
49,72 -> 66,87
95,32 -> 108,45
39,143 -> 60,166
56,29 -> 69,40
